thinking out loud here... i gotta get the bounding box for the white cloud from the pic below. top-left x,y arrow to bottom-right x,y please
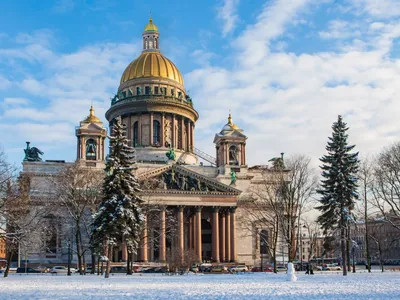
349,0 -> 400,18
217,0 -> 240,37
319,20 -> 361,40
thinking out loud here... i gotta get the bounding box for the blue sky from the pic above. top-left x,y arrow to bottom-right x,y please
1,0 -> 400,168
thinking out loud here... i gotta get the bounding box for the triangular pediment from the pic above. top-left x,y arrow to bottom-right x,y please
139,164 -> 241,195
80,122 -> 104,130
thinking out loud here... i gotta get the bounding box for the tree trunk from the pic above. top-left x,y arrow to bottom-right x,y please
75,223 -> 83,275
346,228 -> 351,272
341,225 -> 347,276
3,250 -> 14,278
364,195 -> 371,272
127,251 -> 131,275
91,251 -> 96,274
105,245 -> 112,278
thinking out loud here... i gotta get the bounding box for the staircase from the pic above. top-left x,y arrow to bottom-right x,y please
194,147 -> 217,166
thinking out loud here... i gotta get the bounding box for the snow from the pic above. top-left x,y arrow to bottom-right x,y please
1,272 -> 400,299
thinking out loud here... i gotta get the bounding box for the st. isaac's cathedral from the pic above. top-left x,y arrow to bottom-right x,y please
21,18 -> 281,266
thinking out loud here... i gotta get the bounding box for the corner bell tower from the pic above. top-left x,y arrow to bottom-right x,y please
76,106 -> 107,168
214,113 -> 247,174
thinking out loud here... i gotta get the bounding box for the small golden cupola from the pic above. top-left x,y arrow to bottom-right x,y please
76,106 -> 107,167
214,112 -> 247,171
221,113 -> 241,133
82,105 -> 101,124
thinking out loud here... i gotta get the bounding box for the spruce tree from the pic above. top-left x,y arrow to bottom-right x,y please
91,116 -> 144,278
316,115 -> 359,276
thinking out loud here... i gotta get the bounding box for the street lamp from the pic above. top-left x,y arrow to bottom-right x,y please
67,239 -> 71,276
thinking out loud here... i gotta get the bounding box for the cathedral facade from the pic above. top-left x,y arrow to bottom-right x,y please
20,19 -> 276,266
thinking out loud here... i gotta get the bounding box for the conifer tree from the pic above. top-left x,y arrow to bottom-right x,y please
316,115 -> 359,276
91,116 -> 144,278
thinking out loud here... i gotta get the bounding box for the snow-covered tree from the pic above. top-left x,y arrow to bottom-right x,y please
91,116 -> 144,278
316,115 -> 359,276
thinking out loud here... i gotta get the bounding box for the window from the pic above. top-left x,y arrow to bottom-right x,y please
145,86 -> 151,95
153,120 -> 160,145
178,91 -> 182,98
133,121 -> 139,147
154,86 -> 159,94
136,87 -> 141,95
85,139 -> 97,160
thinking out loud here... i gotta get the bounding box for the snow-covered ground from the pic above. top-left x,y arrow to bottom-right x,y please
1,271 -> 400,299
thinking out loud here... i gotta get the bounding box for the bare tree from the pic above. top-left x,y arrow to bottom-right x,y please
357,157 -> 375,272
372,142 -> 400,231
50,162 -> 103,274
280,155 -> 318,262
239,168 -> 284,273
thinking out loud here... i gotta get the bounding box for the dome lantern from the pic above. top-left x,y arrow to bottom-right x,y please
142,17 -> 160,52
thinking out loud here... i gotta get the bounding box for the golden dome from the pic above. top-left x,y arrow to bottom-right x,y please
83,106 -> 101,123
227,113 -> 239,130
144,18 -> 158,32
120,52 -> 184,86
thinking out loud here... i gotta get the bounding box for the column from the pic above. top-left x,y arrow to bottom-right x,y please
225,210 -> 231,261
159,208 -> 166,262
195,207 -> 202,262
212,207 -> 220,262
161,113 -> 165,147
180,117 -> 184,150
172,114 -> 176,148
140,215 -> 148,262
220,212 -> 226,262
225,143 -> 229,166
178,207 -> 184,261
150,113 -> 154,145
127,116 -> 132,144
243,143 -> 246,165
187,121 -> 192,152
230,208 -> 237,262
138,114 -> 142,145
81,137 -> 85,160
191,123 -> 195,150
189,215 -> 193,250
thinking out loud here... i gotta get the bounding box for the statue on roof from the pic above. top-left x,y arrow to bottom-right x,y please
230,170 -> 237,186
268,152 -> 285,169
165,147 -> 176,161
23,141 -> 44,162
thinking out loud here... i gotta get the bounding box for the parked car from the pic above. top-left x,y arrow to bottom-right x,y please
228,265 -> 248,272
326,264 -> 342,271
211,265 -> 227,273
276,266 -> 287,272
16,267 -> 41,273
35,266 -> 51,273
190,266 -> 199,273
50,266 -> 74,274
251,266 -> 273,272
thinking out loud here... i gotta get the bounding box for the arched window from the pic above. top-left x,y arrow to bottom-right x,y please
229,145 -> 239,165
86,139 -> 97,160
133,121 -> 139,147
153,120 -> 160,145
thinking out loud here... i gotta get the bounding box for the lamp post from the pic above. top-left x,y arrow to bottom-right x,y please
67,239 -> 71,276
